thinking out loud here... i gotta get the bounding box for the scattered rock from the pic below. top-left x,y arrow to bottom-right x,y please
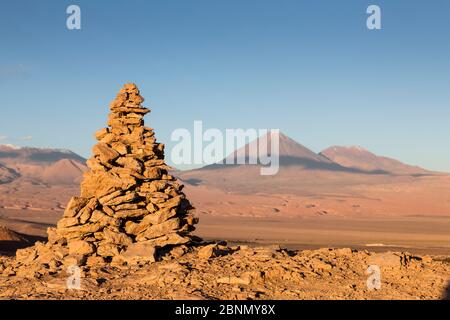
367,252 -> 402,268
198,244 -> 218,259
68,240 -> 95,256
119,242 -> 156,265
217,276 -> 251,286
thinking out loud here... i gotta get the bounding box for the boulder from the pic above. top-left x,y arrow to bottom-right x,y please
103,192 -> 138,206
367,252 -> 402,268
68,240 -> 95,256
119,242 -> 156,265
97,243 -> 120,257
81,171 -> 136,198
198,244 -> 218,260
64,197 -> 89,218
93,143 -> 120,164
137,218 -> 180,241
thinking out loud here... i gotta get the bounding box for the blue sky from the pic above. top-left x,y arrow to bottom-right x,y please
1,0 -> 449,171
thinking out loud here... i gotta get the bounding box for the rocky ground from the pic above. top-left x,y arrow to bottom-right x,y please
1,243 -> 449,300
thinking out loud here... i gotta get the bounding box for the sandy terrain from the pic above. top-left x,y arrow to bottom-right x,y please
1,174 -> 450,258
181,169 -> 450,217
197,214 -> 450,256
1,207 -> 450,257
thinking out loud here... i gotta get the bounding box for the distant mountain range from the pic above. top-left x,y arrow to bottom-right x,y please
0,135 -> 448,218
178,132 -> 439,194
198,131 -> 431,175
0,133 -> 438,187
0,144 -> 87,185
320,145 -> 432,175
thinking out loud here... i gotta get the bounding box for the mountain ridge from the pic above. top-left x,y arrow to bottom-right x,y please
195,131 -> 434,175
0,144 -> 87,185
320,145 -> 432,176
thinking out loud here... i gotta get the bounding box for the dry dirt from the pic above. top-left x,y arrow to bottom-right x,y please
1,244 -> 449,300
180,170 -> 450,217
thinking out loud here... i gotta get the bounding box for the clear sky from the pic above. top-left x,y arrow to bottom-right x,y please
1,0 -> 449,171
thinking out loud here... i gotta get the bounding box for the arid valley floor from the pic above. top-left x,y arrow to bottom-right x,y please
1,183 -> 449,300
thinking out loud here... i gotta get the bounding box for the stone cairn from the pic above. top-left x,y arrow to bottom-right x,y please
16,83 -> 198,269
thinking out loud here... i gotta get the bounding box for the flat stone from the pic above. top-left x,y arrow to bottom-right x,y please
63,254 -> 87,267
115,208 -> 148,219
99,133 -> 117,145
86,157 -> 107,171
57,223 -> 103,237
113,203 -> 143,211
102,228 -> 133,246
89,210 -> 120,228
116,157 -> 143,173
75,198 -> 98,222
16,247 -> 38,264
110,141 -> 128,155
137,218 -> 181,241
158,195 -> 182,209
368,252 -> 402,268
64,197 -> 90,218
86,255 -> 105,267
102,205 -> 115,216
95,128 -> 109,141
217,276 -> 251,286
68,240 -> 95,256
140,207 -> 177,226
98,190 -> 123,205
143,167 -> 162,179
113,106 -> 150,114
81,171 -> 136,198
93,143 -> 120,164
57,217 -> 79,229
198,244 -> 218,260
97,243 -> 120,257
104,192 -> 138,206
119,242 -> 156,265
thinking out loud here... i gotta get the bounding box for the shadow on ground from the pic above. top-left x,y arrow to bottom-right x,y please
444,282 -> 450,300
0,234 -> 46,256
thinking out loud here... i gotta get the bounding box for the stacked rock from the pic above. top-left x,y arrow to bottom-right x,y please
40,83 -> 198,265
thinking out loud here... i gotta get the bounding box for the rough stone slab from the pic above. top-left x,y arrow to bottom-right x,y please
137,218 -> 181,241
57,217 -> 79,229
119,242 -> 156,265
64,197 -> 90,218
115,208 -> 148,219
98,190 -> 123,205
93,142 -> 120,164
95,128 -> 109,141
81,171 -> 136,198
138,233 -> 190,247
102,228 -> 133,246
140,207 -> 177,226
97,243 -> 120,257
103,192 -> 138,206
68,240 -> 95,256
